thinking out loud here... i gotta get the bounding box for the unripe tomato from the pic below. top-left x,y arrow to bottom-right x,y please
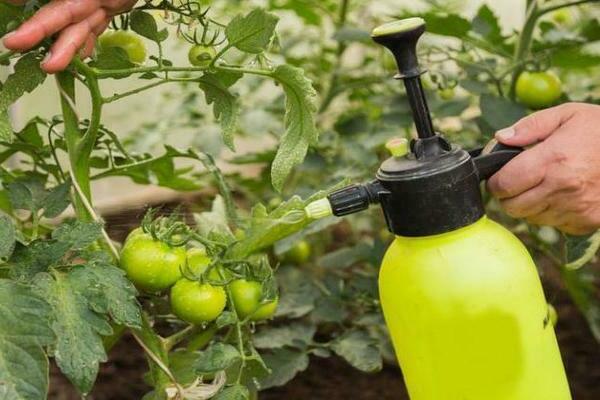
551,9 -> 573,25
229,279 -> 278,321
98,31 -> 147,64
120,233 -> 185,292
170,278 -> 226,324
515,71 -> 562,109
438,87 -> 455,100
282,240 -> 311,264
187,248 -> 221,280
188,44 -> 217,67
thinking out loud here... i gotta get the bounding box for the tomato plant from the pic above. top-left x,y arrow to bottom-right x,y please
0,1 -> 599,400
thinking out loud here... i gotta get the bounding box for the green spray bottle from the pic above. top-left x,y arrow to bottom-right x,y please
305,18 -> 571,400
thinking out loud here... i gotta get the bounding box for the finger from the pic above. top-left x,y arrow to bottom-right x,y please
93,17 -> 111,36
42,9 -> 106,73
558,223 -> 595,236
487,145 -> 553,199
495,103 -> 578,147
79,34 -> 95,59
499,184 -> 552,218
3,0 -> 101,51
527,209 -> 567,227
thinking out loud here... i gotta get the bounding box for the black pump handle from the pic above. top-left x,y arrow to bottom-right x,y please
371,18 -> 435,139
470,139 -> 524,181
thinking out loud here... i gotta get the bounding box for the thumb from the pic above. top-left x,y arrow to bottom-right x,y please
495,103 -> 577,147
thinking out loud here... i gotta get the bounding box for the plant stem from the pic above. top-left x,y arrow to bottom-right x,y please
56,71 -> 91,221
539,0 -> 599,16
318,0 -> 350,114
509,0 -> 540,99
187,324 -> 218,351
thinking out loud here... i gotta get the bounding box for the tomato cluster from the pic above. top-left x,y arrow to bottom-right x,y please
120,229 -> 278,325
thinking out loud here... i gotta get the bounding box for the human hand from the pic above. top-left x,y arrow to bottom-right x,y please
488,103 -> 600,235
2,0 -> 137,73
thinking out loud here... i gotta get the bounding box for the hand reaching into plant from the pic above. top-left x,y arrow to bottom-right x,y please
489,102 -> 600,235
2,0 -> 137,73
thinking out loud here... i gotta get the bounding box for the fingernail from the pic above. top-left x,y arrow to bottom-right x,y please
496,127 -> 515,140
41,51 -> 52,65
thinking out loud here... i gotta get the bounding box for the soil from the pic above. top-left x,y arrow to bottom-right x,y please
47,204 -> 600,400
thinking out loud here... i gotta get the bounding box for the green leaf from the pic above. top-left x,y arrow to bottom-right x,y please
331,330 -> 382,372
479,94 -> 526,132
9,240 -> 70,280
0,214 -> 16,259
198,72 -> 242,150
194,195 -> 235,243
275,267 -> 319,319
0,3 -> 24,37
225,9 -> 279,54
214,384 -> 249,400
5,177 -> 46,214
269,0 -> 321,25
564,231 -> 600,270
270,64 -> 318,191
0,53 -> 47,142
253,322 -> 316,349
0,279 -> 53,400
193,343 -> 241,373
90,47 -> 135,75
51,220 -> 103,250
423,12 -> 471,38
130,10 -> 168,42
472,5 -> 502,42
34,271 -> 112,393
215,311 -> 237,328
70,260 -> 141,328
561,267 -> 600,342
42,182 -> 71,218
257,348 -> 309,389
551,47 -> 600,69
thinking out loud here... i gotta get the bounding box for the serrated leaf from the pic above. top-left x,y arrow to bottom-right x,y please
70,261 -> 141,328
194,195 -> 234,243
472,5 -> 502,42
331,330 -> 382,372
0,214 -> 16,259
5,177 -> 46,213
130,10 -> 167,42
198,72 -> 241,150
479,94 -> 526,132
269,64 -> 318,191
215,311 -> 237,328
275,267 -> 319,319
9,240 -> 70,280
193,343 -> 241,373
0,53 -> 46,142
51,220 -> 103,250
225,9 -> 279,54
257,348 -> 309,389
42,182 -> 71,218
214,385 -> 249,400
564,231 -> 600,270
551,47 -> 600,69
34,271 -> 112,393
423,12 -> 471,38
253,322 -> 315,349
91,47 -> 135,75
0,280 -> 54,400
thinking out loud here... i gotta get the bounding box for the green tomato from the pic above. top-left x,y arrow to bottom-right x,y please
438,87 -> 455,100
125,227 -> 144,242
188,44 -> 217,67
187,248 -> 221,280
515,71 -> 562,109
120,233 -> 185,292
170,279 -> 226,324
551,9 -> 573,25
282,240 -> 311,264
98,30 -> 147,64
229,279 -> 278,321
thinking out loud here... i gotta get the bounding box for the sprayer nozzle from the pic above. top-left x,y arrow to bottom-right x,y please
305,198 -> 333,220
